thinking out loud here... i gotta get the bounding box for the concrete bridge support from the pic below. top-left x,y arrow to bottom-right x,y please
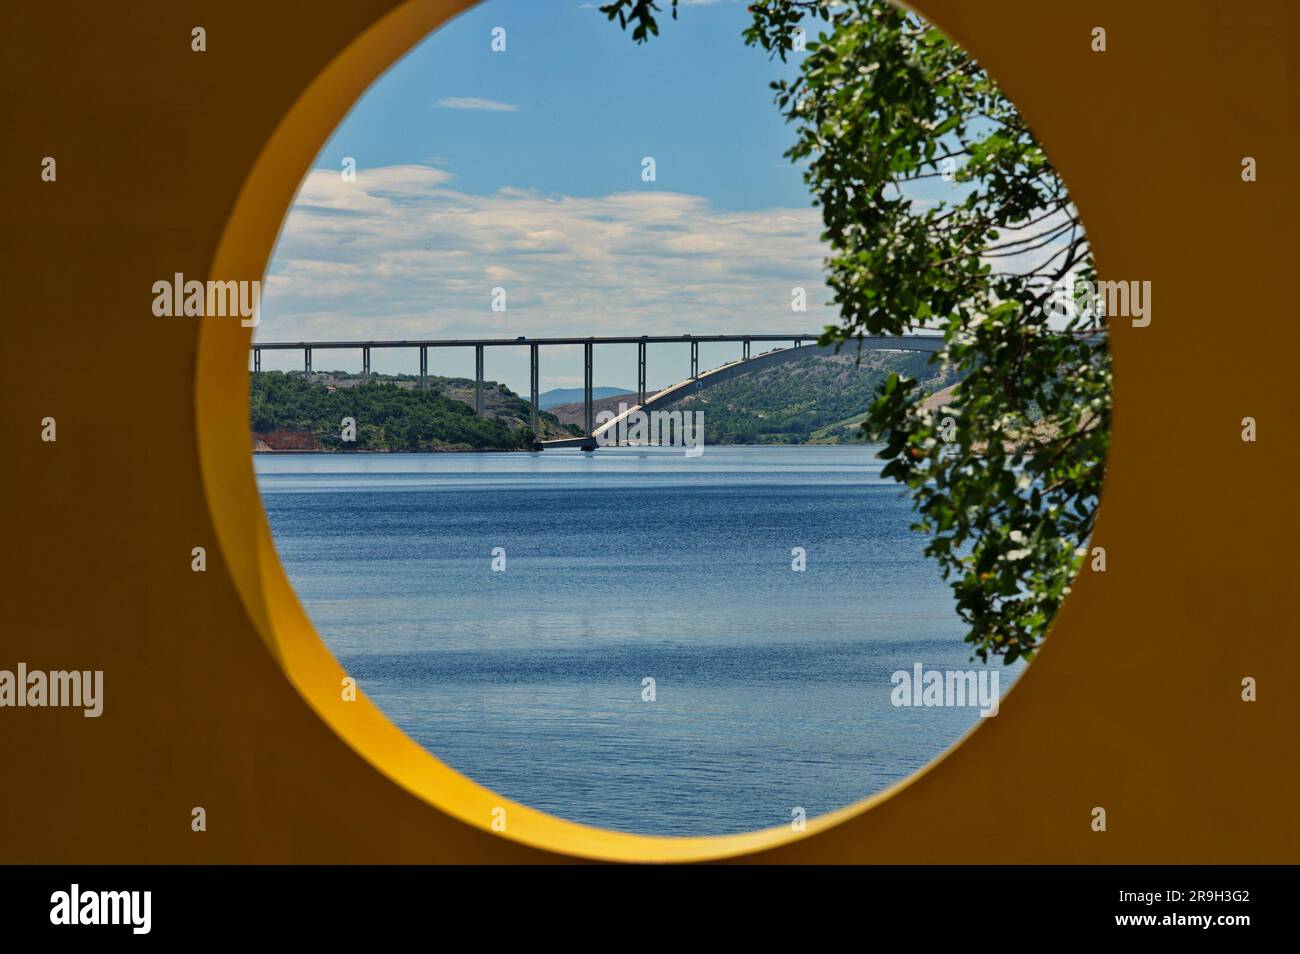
583,341 -> 594,437
529,344 -> 540,436
637,340 -> 646,405
475,344 -> 484,416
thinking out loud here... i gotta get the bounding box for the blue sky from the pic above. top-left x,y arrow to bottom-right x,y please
257,0 -> 1065,393
258,0 -> 829,393
310,1 -> 813,211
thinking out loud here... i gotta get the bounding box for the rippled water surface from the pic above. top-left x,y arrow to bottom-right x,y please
257,445 -> 1021,835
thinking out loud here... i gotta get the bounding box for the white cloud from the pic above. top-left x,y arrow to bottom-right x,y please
259,164 -> 831,345
435,96 -> 520,112
979,205 -> 1080,279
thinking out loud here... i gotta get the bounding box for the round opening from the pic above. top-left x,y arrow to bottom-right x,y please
201,0 -> 1106,858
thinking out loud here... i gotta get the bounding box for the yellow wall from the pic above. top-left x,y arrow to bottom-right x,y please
2,0 -> 1297,862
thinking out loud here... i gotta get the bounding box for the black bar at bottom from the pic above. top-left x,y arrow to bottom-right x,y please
0,865 -> 1284,940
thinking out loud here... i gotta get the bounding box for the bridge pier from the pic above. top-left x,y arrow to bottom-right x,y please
638,340 -> 646,406
529,344 -> 540,437
583,341 -> 593,437
475,344 -> 484,416
245,335 -> 947,449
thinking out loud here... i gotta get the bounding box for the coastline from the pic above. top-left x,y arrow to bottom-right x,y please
251,440 -> 865,454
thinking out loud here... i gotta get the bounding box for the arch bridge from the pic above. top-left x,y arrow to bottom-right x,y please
249,333 -> 946,449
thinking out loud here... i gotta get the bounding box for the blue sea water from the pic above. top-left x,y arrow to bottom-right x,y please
256,445 -> 1023,836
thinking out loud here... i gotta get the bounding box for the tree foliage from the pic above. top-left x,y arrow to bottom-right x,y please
251,373 -> 546,451
604,0 -> 1112,663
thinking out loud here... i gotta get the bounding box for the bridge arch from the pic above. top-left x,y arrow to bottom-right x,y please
540,335 -> 944,450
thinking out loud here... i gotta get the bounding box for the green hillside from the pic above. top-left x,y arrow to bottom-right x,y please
662,351 -> 954,445
250,353 -> 954,451
250,371 -> 580,451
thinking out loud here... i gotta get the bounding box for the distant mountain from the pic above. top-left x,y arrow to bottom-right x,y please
538,386 -> 632,409
545,353 -> 956,445
548,391 -> 654,428
660,352 -> 956,445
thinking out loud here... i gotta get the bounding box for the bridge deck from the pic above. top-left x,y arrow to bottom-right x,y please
248,332 -> 948,446
251,333 -> 827,350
